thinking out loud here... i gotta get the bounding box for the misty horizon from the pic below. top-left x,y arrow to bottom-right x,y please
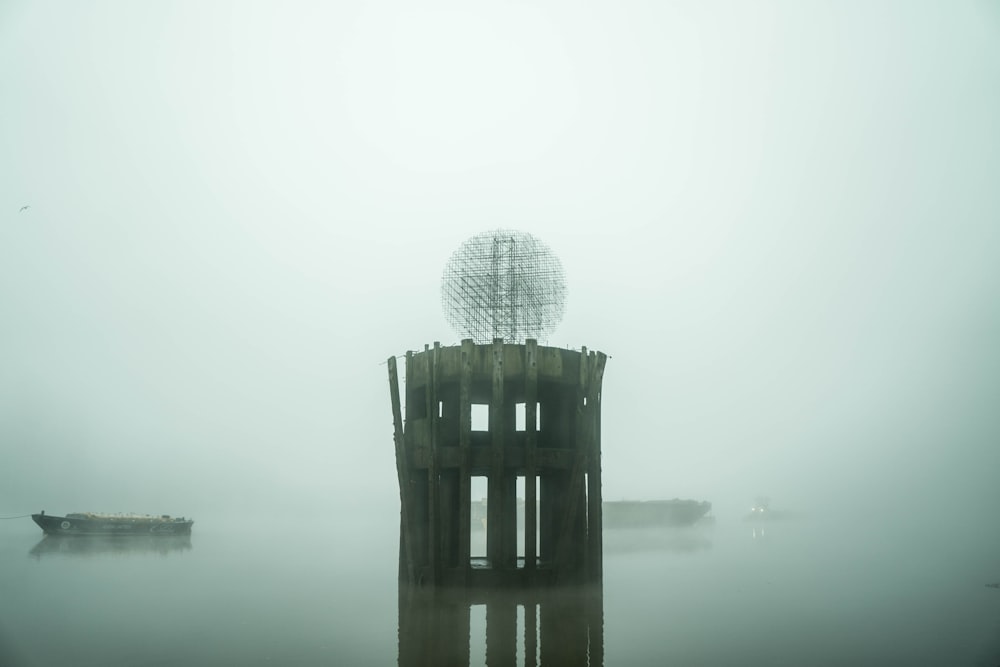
2,2 -> 999,664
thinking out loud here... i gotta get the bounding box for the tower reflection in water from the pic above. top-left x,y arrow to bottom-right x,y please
398,584 -> 603,667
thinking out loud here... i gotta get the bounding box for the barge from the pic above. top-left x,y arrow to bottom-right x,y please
603,499 -> 712,528
32,511 -> 194,536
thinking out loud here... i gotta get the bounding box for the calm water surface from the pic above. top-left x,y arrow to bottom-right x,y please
1,513 -> 998,666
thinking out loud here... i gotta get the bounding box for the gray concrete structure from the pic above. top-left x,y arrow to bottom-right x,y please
389,338 -> 607,587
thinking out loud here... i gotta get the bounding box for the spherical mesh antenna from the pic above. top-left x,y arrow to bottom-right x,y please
441,229 -> 566,344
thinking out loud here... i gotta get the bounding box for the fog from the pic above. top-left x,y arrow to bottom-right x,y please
2,3 -> 1000,661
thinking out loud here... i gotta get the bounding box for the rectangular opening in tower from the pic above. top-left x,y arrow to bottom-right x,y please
515,476 -> 540,564
514,402 -> 540,432
472,404 -> 489,431
470,475 -> 488,560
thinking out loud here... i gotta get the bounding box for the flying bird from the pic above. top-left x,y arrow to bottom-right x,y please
19,205 -> 29,212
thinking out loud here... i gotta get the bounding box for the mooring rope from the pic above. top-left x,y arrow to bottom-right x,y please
0,514 -> 31,519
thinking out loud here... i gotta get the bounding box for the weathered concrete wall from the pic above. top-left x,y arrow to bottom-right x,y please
389,338 -> 607,587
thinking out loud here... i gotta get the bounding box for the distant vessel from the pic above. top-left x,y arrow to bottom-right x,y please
602,499 -> 712,528
744,497 -> 796,521
31,511 -> 193,536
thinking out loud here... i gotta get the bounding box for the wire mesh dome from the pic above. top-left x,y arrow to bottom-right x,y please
441,229 -> 566,344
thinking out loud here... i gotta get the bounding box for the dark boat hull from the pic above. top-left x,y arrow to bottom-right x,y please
603,499 -> 712,529
32,513 -> 193,536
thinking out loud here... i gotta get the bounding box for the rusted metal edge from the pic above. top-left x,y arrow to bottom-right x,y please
586,351 -> 608,583
388,355 -> 415,584
525,339 -> 538,572
555,347 -> 591,578
427,343 -> 439,584
458,339 -> 473,577
488,338 -> 505,566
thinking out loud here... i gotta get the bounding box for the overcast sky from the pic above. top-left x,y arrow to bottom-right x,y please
2,1 -> 998,523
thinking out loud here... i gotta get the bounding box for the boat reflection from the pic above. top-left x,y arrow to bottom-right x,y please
603,526 -> 713,555
398,584 -> 603,667
29,534 -> 192,560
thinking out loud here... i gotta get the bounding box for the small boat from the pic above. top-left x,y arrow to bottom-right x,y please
744,496 -> 799,521
31,511 -> 194,536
